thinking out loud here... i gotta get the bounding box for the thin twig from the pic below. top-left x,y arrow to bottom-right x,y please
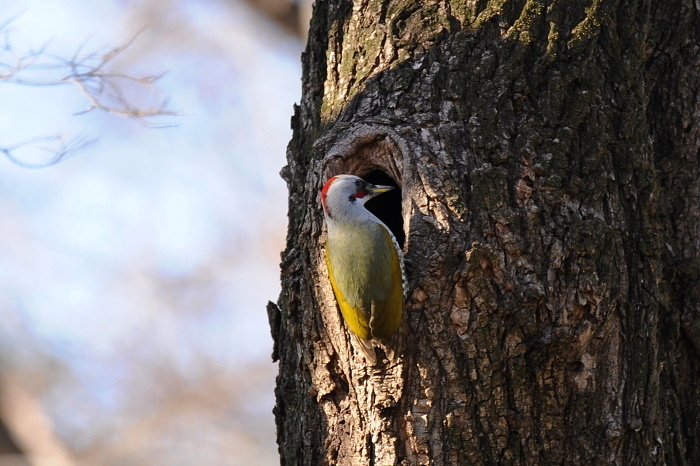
1,20 -> 177,166
0,135 -> 97,169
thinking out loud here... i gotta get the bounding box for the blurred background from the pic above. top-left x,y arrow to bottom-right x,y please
0,0 -> 309,464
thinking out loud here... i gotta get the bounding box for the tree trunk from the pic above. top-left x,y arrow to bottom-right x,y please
269,0 -> 700,464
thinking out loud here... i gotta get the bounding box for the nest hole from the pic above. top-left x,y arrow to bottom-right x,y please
362,170 -> 404,249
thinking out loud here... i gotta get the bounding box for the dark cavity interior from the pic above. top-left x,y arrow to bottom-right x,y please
362,170 -> 404,249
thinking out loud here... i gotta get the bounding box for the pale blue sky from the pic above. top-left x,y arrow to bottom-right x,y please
1,0 -> 301,461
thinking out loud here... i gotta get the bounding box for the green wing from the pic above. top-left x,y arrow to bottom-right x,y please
325,250 -> 372,340
325,222 -> 404,362
368,225 -> 404,345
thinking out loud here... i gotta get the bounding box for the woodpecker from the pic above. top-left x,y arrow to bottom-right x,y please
321,174 -> 405,364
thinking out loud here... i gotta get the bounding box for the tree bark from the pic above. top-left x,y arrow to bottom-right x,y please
269,0 -> 700,464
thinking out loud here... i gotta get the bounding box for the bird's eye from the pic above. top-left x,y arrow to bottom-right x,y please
355,179 -> 363,187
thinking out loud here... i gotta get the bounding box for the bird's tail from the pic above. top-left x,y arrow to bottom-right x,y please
350,332 -> 377,365
383,325 -> 403,362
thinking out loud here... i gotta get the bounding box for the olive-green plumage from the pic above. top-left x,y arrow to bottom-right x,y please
321,174 -> 404,364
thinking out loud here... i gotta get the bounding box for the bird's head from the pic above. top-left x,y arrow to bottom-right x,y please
321,174 -> 394,220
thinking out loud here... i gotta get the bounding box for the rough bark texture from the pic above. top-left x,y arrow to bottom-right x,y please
270,0 -> 700,464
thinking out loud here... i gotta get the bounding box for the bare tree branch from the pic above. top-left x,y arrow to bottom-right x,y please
0,135 -> 96,169
0,18 -> 176,167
